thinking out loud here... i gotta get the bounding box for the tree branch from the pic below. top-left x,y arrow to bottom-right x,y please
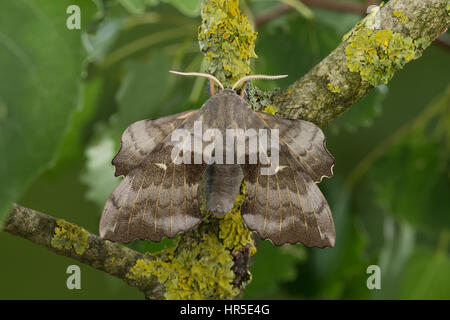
271,0 -> 449,127
3,204 -> 165,299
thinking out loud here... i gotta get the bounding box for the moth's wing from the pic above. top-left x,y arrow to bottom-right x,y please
112,110 -> 197,177
100,161 -> 205,242
240,110 -> 335,247
100,109 -> 205,242
241,153 -> 335,247
254,111 -> 335,182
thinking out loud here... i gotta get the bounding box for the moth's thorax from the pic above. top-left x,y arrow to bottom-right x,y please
205,88 -> 250,110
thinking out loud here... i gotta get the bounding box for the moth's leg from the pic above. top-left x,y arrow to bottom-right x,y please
209,79 -> 216,96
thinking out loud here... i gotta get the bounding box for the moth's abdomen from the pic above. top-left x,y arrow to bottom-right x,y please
203,164 -> 244,216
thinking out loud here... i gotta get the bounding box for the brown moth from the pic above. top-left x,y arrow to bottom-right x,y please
100,72 -> 336,247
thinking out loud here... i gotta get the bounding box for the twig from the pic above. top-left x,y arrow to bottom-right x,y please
272,0 -> 450,127
255,0 -> 369,27
255,0 -> 449,51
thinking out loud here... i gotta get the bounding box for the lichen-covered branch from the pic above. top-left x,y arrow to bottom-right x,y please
3,204 -> 165,299
273,0 -> 450,127
199,0 -> 257,86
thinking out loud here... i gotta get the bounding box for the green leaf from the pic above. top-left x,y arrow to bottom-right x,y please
84,18 -> 125,63
80,130 -> 120,208
0,0 -> 97,223
254,13 -> 353,90
243,240 -> 306,299
398,246 -> 450,299
118,0 -> 200,17
279,0 -> 314,20
373,218 -> 415,299
114,52 -> 172,135
308,179 -> 367,298
166,0 -> 201,17
54,77 -> 104,170
113,51 -> 201,136
118,0 -> 159,14
369,88 -> 450,231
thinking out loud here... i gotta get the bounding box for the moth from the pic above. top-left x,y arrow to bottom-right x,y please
100,71 -> 336,247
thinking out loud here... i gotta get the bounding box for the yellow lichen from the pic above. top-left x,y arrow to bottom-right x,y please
218,182 -> 254,252
198,0 -> 257,86
393,11 -> 408,24
262,105 -> 277,115
51,219 -> 89,255
127,234 -> 239,300
327,82 -> 341,94
345,27 -> 426,86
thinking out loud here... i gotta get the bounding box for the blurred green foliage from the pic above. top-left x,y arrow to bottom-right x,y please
0,0 -> 448,299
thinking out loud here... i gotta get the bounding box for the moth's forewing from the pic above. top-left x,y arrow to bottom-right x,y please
112,110 -> 197,177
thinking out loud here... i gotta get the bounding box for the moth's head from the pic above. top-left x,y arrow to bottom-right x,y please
169,71 -> 287,97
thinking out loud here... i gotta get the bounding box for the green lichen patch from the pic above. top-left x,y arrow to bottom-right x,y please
198,0 -> 257,86
393,11 -> 408,24
345,27 -> 427,86
327,82 -> 341,94
126,258 -> 155,287
218,182 -> 255,253
246,83 -> 279,112
262,105 -> 277,115
127,234 -> 239,300
51,219 -> 89,255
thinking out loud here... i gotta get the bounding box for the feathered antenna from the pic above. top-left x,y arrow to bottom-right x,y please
169,71 -> 224,90
232,74 -> 288,90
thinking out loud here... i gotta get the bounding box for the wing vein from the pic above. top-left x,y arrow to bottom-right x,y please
274,172 -> 283,236
169,164 -> 176,236
127,162 -> 151,238
113,174 -> 135,232
154,167 -> 168,233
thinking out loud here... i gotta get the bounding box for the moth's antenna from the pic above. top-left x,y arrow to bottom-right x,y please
232,74 -> 288,90
169,71 -> 224,90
